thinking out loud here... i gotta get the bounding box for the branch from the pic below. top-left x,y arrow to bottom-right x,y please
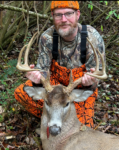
0,1 -> 4,27
0,9 -> 14,45
0,4 -> 53,20
105,31 -> 118,49
34,1 -> 39,43
6,15 -> 24,52
44,1 -> 51,14
43,1 -> 46,14
90,2 -> 115,25
2,18 -> 37,49
87,1 -> 117,22
24,1 -> 30,42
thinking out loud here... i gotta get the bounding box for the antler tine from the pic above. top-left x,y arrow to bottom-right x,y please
16,31 -> 41,72
86,38 -> 107,79
87,38 -> 99,72
40,70 -> 54,93
63,71 -> 82,94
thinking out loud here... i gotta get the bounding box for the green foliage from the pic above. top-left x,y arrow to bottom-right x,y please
101,25 -> 103,31
88,1 -> 108,11
88,1 -> 93,11
0,115 -> 4,123
6,125 -> 14,130
0,59 -> 23,114
106,10 -> 118,20
0,59 -> 18,81
87,1 -> 119,31
23,32 -> 32,44
117,91 -> 119,94
99,1 -> 119,20
100,1 -> 108,6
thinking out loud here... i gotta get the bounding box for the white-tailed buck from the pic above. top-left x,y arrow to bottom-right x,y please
16,34 -> 119,150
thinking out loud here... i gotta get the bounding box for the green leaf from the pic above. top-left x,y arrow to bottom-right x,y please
117,14 -> 119,19
91,5 -> 93,11
106,96 -> 110,100
107,92 -> 111,95
106,15 -> 110,19
88,4 -> 91,8
114,12 -> 117,17
117,91 -> 119,94
113,104 -> 117,107
104,1 -> 108,5
109,11 -> 113,15
113,9 -> 117,12
101,25 -> 103,31
101,122 -> 107,125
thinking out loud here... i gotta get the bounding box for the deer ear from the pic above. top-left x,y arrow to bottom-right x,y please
24,86 -> 46,100
70,89 -> 93,102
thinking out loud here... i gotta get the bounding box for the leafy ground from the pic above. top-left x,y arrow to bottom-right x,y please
0,1 -> 119,149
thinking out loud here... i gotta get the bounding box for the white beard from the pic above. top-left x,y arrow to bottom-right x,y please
58,26 -> 77,37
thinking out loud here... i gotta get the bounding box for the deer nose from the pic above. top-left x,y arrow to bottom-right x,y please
49,125 -> 61,136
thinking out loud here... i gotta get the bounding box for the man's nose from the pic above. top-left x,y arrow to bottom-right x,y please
61,14 -> 67,22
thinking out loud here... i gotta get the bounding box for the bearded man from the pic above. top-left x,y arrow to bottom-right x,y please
14,1 -> 106,128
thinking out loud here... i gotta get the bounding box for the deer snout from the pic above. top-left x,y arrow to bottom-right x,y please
49,125 -> 61,136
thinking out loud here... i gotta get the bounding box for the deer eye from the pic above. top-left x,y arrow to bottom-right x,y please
45,101 -> 48,105
65,102 -> 69,107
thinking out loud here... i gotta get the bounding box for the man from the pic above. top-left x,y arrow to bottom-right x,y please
14,1 -> 106,128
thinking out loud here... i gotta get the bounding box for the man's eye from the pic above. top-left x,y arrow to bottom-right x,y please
66,13 -> 72,16
56,14 -> 61,17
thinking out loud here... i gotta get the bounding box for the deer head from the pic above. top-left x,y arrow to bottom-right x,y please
16,33 -> 107,136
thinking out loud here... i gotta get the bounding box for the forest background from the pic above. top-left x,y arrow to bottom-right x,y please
0,1 -> 119,150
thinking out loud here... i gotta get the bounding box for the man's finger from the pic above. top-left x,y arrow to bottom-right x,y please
30,64 -> 35,68
90,68 -> 95,73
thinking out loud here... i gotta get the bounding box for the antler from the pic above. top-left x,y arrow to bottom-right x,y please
86,38 -> 107,79
16,33 -> 107,94
16,32 -> 40,72
63,37 -> 107,94
16,31 -> 53,93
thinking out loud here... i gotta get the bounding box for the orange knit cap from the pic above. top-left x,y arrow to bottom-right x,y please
51,1 -> 79,11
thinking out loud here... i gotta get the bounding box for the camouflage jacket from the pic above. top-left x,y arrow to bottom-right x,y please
36,23 -> 106,72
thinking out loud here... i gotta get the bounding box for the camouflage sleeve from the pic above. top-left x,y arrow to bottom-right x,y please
85,25 -> 106,72
36,32 -> 53,71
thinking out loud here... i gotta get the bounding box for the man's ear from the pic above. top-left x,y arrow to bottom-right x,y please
76,10 -> 80,20
69,89 -> 93,102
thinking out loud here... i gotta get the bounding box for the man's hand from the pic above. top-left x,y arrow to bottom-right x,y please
82,68 -> 98,86
25,64 -> 41,84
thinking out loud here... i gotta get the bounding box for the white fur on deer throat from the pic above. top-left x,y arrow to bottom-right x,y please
45,101 -> 70,127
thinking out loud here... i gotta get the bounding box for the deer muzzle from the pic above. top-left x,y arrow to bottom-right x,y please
49,124 -> 61,136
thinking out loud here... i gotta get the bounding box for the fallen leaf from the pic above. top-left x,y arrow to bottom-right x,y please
80,124 -> 87,131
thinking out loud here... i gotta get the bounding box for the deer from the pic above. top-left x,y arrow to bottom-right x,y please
16,33 -> 119,150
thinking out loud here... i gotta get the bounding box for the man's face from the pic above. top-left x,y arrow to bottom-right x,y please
52,8 -> 80,37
